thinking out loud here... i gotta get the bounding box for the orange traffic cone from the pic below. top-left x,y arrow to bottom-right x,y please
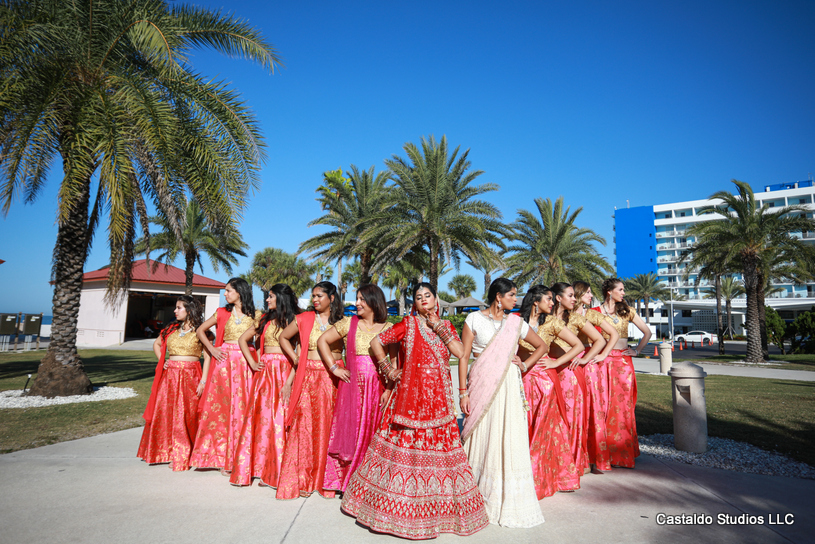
671,342 -> 675,352
692,341 -> 695,349
653,345 -> 658,357
679,341 -> 683,351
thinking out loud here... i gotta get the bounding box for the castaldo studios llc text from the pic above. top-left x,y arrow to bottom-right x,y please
655,513 -> 795,526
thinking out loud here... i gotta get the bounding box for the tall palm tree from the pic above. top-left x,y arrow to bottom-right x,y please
312,261 -> 334,283
300,165 -> 390,285
448,274 -> 477,299
466,251 -> 504,300
382,258 -> 423,316
246,248 -> 314,300
686,180 -> 815,363
0,0 -> 279,396
369,135 -> 506,291
134,198 -> 248,295
506,197 -> 613,288
714,276 -> 744,339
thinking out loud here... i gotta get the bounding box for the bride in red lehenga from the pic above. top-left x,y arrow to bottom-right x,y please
341,283 -> 488,540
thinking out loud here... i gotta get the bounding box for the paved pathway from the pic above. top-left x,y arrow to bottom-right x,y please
1,428 -> 812,544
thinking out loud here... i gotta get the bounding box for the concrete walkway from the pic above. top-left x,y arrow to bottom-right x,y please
0,427 -> 812,544
631,357 -> 815,381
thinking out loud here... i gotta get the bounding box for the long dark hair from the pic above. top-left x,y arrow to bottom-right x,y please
225,277 -> 255,317
411,282 -> 437,315
313,281 -> 344,325
258,283 -> 302,335
161,295 -> 203,340
486,277 -> 515,313
519,285 -> 551,323
601,277 -> 630,318
358,284 -> 388,323
550,282 -> 572,324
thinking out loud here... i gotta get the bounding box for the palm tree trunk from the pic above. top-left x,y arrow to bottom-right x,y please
758,275 -> 769,360
28,175 -> 94,397
714,275 -> 725,355
360,251 -> 372,285
742,256 -> 763,363
726,299 -> 734,339
644,299 -> 650,324
429,238 -> 439,292
184,251 -> 195,296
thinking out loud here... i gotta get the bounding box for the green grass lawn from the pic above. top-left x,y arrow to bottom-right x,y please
1,349 -> 814,469
636,374 -> 815,467
0,349 -> 155,454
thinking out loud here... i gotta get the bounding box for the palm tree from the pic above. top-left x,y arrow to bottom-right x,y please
245,248 -> 314,300
0,0 -> 279,396
467,252 -> 504,300
506,197 -> 614,288
715,276 -> 744,339
448,274 -> 477,300
134,198 -> 248,295
312,261 -> 334,283
340,259 -> 363,302
300,165 -> 390,285
368,135 -> 506,292
382,258 -> 422,316
686,180 -> 815,363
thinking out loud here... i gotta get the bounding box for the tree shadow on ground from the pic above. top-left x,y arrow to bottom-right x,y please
0,350 -> 155,384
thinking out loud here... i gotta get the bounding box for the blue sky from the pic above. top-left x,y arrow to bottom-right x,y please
2,0 -> 814,314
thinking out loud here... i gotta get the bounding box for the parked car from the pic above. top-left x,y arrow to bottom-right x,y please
675,330 -> 717,345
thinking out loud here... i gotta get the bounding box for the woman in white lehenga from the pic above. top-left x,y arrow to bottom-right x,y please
459,278 -> 549,527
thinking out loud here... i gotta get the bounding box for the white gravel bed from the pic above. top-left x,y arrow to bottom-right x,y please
0,387 -> 138,409
639,434 -> 815,479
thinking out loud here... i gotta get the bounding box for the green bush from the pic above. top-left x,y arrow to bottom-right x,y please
789,309 -> 815,354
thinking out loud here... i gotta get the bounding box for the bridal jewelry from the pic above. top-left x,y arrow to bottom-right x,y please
602,304 -> 620,324
178,326 -> 192,338
316,313 -> 328,332
232,309 -> 244,325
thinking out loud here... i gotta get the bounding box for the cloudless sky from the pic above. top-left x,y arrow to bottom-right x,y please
2,0 -> 814,314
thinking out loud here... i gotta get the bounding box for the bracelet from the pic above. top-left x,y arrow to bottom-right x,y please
459,392 -> 469,399
330,363 -> 338,373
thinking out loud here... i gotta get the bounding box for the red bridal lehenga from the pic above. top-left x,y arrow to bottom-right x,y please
341,316 -> 488,540
591,306 -> 640,468
137,326 -> 203,471
521,316 -> 580,497
230,322 -> 292,487
190,309 -> 261,471
323,316 -> 392,493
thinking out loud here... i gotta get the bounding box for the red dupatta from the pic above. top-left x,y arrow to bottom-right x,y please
284,311 -> 316,428
142,324 -> 179,423
197,307 -> 230,413
328,316 -> 360,461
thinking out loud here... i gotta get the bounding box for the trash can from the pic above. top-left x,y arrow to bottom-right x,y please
658,342 -> 672,375
667,362 -> 708,453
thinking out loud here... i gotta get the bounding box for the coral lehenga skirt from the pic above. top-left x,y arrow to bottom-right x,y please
583,353 -> 611,471
323,354 -> 384,493
605,349 -> 639,468
189,342 -> 253,471
523,357 -> 580,497
341,385 -> 489,539
555,358 -> 589,473
276,358 -> 338,499
230,352 -> 292,487
137,359 -> 202,471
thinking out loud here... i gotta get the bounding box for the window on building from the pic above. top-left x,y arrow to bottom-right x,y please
680,212 -> 686,217
682,310 -> 692,318
769,202 -> 775,207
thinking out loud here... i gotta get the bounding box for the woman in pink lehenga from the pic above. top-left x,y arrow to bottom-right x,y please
549,282 -> 610,475
518,285 -> 583,497
318,284 -> 397,494
572,281 -> 618,474
190,277 -> 261,472
276,281 -> 349,499
138,296 -> 210,471
592,278 -> 652,468
229,284 -> 302,487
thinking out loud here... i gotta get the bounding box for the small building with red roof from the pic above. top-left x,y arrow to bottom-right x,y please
76,259 -> 225,346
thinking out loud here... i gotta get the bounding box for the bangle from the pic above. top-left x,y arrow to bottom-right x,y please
459,392 -> 469,399
330,363 -> 338,372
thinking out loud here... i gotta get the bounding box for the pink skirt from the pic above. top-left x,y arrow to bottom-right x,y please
523,361 -> 580,497
556,362 -> 589,473
584,357 -> 611,471
189,343 -> 252,471
137,360 -> 201,471
276,359 -> 338,499
323,355 -> 385,492
605,350 -> 639,468
230,353 -> 292,486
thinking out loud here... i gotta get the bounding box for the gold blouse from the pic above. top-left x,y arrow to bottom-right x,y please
210,309 -> 263,343
263,323 -> 282,347
166,329 -> 204,357
552,313 -> 588,350
334,319 -> 394,355
578,309 -> 607,343
519,316 -> 565,351
595,306 -> 634,340
308,316 -> 350,351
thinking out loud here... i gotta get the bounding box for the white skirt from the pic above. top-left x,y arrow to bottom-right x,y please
463,365 -> 545,528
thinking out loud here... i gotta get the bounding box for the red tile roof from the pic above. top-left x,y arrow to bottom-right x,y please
82,259 -> 226,288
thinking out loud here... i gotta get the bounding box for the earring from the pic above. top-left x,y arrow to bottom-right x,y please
497,300 -> 502,310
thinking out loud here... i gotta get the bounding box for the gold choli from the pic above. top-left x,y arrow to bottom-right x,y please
210,309 -> 263,343
519,315 -> 565,351
334,319 -> 393,356
308,315 -> 350,351
263,323 -> 282,347
165,329 -> 204,357
552,313 -> 588,350
596,306 -> 635,340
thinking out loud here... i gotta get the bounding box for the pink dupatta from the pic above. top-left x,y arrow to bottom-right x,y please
461,313 -> 524,441
328,316 -> 359,462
